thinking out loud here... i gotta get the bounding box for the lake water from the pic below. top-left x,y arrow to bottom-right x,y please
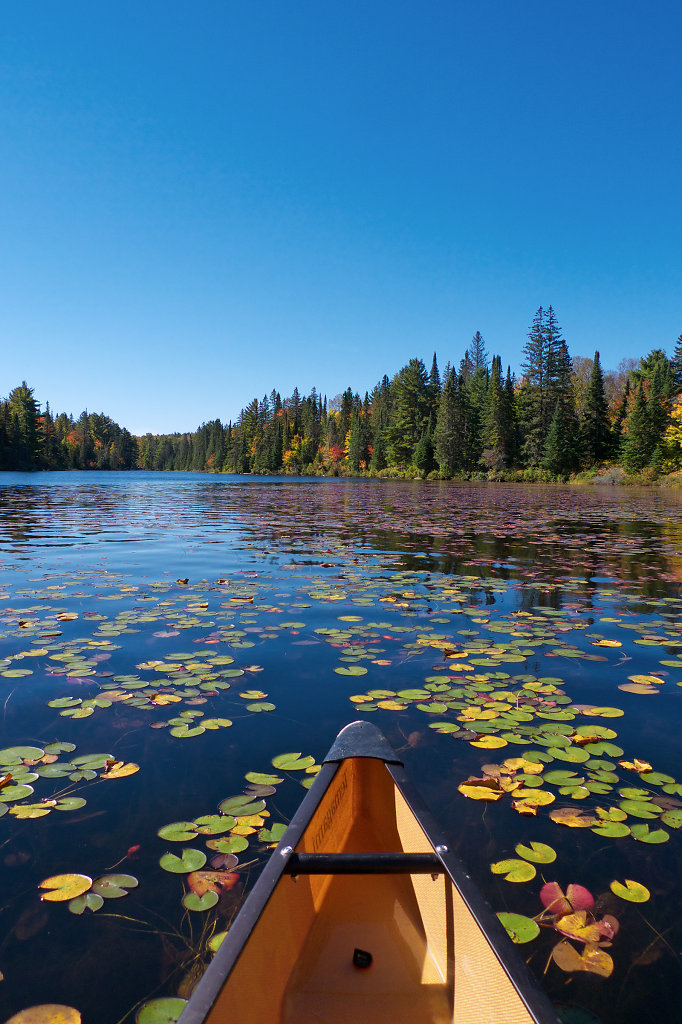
0,472 -> 681,1024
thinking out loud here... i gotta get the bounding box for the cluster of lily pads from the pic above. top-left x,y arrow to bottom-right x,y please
156,750 -> 318,913
0,742 -> 139,821
496,861 -> 651,977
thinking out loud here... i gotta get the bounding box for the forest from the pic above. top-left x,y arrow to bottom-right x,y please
3,308 -> 682,481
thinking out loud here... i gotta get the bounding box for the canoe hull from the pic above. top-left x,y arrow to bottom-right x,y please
179,722 -> 559,1024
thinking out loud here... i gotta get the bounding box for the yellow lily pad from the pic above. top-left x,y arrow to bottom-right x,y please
39,874 -> 92,902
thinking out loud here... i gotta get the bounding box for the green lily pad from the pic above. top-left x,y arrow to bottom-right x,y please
244,772 -> 283,786
514,841 -> 556,864
1,784 -> 34,801
157,822 -> 198,842
661,809 -> 682,829
91,874 -> 138,898
490,859 -> 536,882
591,821 -> 631,838
619,799 -> 660,819
160,849 -> 207,873
218,797 -> 265,816
206,835 -> 249,854
0,745 -> 44,762
271,753 -> 315,771
496,912 -> 540,944
194,815 -> 235,835
610,879 -> 650,903
68,892 -> 105,914
136,997 -> 188,1023
182,890 -> 219,912
55,797 -> 87,811
334,666 -> 368,676
258,823 -> 288,843
630,824 -> 669,843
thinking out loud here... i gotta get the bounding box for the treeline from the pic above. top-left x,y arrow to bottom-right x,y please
138,308 -> 682,480
3,308 -> 682,479
0,384 -> 137,471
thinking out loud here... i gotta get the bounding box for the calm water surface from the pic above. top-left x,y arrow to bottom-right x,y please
0,473 -> 681,1024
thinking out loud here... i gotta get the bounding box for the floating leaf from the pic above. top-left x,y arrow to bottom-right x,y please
160,849 -> 207,873
258,823 -> 287,843
5,1007 -> 82,1024
101,761 -> 140,779
549,807 -> 598,828
630,824 -> 669,844
186,871 -> 239,896
135,998 -> 188,1023
91,874 -> 138,898
514,841 -> 556,864
182,890 -> 219,912
490,859 -> 536,882
334,665 -> 367,676
39,874 -> 92,902
68,893 -> 104,915
157,822 -> 198,842
610,879 -> 650,903
552,940 -> 613,977
271,754 -> 315,771
540,883 -> 594,915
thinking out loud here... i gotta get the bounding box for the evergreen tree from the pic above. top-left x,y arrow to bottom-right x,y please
427,353 -> 441,418
582,351 -> 610,464
413,431 -> 434,475
610,377 -> 630,458
434,369 -> 461,477
622,384 -> 651,471
481,355 -> 508,470
541,403 -> 569,475
467,331 -> 489,372
670,334 -> 682,394
386,359 -> 429,467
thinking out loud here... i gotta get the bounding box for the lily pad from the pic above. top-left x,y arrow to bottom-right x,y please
6,1007 -> 82,1024
182,890 -> 219,912
490,858 -> 536,882
135,998 -> 188,1023
91,874 -> 138,898
39,874 -> 92,902
514,841 -> 556,864
610,879 -> 650,903
160,849 -> 207,873
496,912 -> 540,944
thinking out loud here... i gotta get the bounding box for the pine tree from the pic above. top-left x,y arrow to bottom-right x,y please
481,356 -> 508,470
434,369 -> 461,477
467,331 -> 489,372
670,334 -> 682,394
386,359 -> 429,467
610,377 -> 630,458
541,403 -> 568,475
582,351 -> 610,464
518,309 -> 548,464
622,384 -> 651,471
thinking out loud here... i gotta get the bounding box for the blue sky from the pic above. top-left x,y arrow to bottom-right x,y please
1,1 -> 680,434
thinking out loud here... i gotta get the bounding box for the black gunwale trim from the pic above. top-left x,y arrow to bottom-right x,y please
387,760 -> 561,1024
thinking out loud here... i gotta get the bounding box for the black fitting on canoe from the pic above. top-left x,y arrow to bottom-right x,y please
283,852 -> 443,875
323,721 -> 403,765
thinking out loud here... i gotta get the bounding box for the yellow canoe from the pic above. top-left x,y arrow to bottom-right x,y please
180,721 -> 559,1024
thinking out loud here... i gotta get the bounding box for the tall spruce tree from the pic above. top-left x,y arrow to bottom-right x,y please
434,368 -> 461,477
582,351 -> 610,464
622,384 -> 651,471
